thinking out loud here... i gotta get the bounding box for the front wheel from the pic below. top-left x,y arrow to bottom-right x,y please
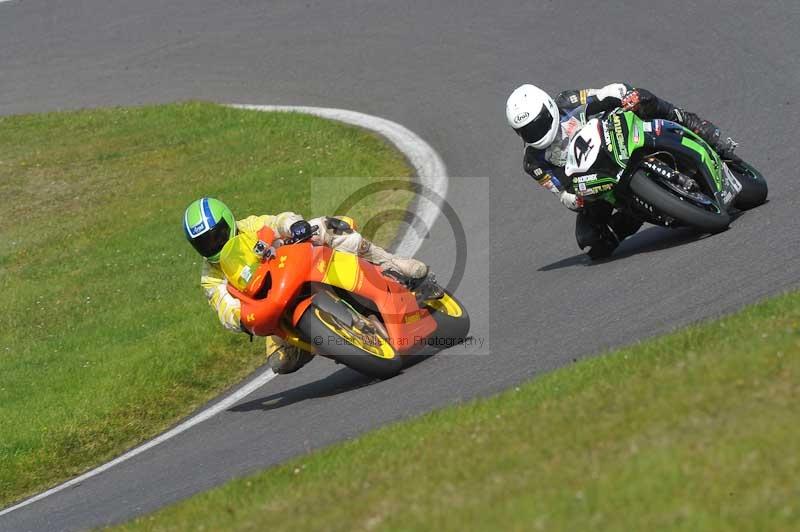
297,305 -> 403,380
423,291 -> 470,343
728,160 -> 768,210
630,170 -> 730,233
400,291 -> 471,366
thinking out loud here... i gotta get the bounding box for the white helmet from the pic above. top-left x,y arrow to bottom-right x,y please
505,84 -> 560,149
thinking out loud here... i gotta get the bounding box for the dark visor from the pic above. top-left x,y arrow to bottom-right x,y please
190,218 -> 231,258
515,105 -> 554,144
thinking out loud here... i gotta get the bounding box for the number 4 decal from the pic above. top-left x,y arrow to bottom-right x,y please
566,119 -> 602,176
574,136 -> 594,166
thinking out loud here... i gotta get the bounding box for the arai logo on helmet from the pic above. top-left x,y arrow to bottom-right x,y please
514,111 -> 530,124
190,220 -> 207,236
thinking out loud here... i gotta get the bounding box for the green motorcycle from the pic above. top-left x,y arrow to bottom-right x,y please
565,109 -> 768,235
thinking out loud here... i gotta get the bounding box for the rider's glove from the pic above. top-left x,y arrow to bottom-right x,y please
308,216 -> 363,253
621,90 -> 641,111
289,219 -> 314,242
324,216 -> 354,235
622,88 -> 658,113
559,190 -> 583,212
310,218 -> 331,246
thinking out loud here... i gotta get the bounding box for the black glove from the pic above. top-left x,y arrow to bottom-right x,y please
289,219 -> 315,242
324,216 -> 354,235
622,88 -> 657,112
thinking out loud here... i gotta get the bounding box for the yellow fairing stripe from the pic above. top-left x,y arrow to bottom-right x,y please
321,251 -> 360,291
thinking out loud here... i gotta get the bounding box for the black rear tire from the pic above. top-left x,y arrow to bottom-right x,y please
630,170 -> 730,233
297,306 -> 403,380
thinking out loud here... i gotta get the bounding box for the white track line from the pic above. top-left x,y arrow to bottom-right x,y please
230,105 -> 448,256
0,370 -> 278,518
0,104 -> 448,517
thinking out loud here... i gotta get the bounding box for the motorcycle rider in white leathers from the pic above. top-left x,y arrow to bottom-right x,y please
506,83 -> 739,258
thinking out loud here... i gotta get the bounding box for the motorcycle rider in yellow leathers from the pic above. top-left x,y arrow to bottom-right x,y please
183,197 -> 431,374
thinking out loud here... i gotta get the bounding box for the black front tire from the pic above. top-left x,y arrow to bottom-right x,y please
402,291 -> 471,365
424,291 -> 471,343
297,305 -> 403,380
630,170 -> 730,233
728,160 -> 768,210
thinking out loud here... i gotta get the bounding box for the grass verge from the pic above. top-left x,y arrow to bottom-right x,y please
0,102 -> 413,508
113,290 -> 799,531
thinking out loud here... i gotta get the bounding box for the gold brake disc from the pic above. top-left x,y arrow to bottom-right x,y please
314,308 -> 396,359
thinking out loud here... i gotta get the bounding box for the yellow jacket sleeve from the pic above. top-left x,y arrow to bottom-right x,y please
236,212 -> 303,238
200,261 -> 242,332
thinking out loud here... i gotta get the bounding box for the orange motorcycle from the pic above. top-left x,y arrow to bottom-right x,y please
219,220 -> 470,379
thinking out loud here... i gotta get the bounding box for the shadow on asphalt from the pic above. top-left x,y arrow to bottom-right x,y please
228,367 -> 375,412
538,225 -> 710,271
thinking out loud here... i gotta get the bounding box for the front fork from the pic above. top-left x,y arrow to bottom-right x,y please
640,158 -> 698,191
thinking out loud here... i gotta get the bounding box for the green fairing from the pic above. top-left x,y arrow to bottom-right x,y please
606,110 -> 722,193
680,134 -> 723,191
606,111 -> 644,167
607,115 -> 628,166
624,112 -> 646,155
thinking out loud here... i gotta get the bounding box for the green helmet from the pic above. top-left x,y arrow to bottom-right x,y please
183,197 -> 236,262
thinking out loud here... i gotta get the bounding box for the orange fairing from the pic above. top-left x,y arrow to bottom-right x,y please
291,296 -> 315,328
228,241 -> 315,336
225,236 -> 437,352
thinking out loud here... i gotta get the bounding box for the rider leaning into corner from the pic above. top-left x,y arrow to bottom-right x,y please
183,198 -> 438,374
506,83 -> 742,259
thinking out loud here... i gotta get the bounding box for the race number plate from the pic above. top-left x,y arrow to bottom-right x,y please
566,119 -> 603,176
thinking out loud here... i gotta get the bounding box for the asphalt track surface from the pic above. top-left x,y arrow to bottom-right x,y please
2,1 -> 799,530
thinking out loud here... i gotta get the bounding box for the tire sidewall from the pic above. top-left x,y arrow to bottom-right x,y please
297,305 -> 403,380
629,170 -> 730,233
423,292 -> 471,343
730,161 -> 768,210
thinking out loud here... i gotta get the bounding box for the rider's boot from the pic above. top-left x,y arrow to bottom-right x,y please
359,242 -> 443,300
266,336 -> 314,374
577,205 -> 643,260
671,108 -> 741,162
609,210 -> 644,241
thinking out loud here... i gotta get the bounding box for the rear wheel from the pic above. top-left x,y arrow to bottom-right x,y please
297,305 -> 403,380
630,170 -> 730,233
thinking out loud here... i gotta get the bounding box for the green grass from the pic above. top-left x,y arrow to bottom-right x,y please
0,102 -> 413,508
112,290 -> 800,532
